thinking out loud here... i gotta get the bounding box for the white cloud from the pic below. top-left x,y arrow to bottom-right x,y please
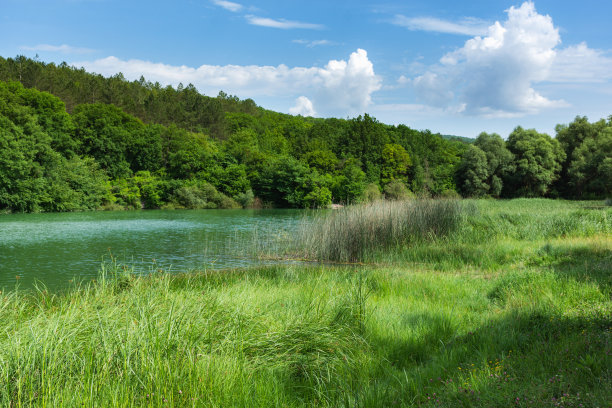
211,0 -> 243,12
411,1 -> 573,116
20,44 -> 94,54
392,15 -> 489,36
412,72 -> 453,106
397,75 -> 410,86
549,43 -> 612,83
289,96 -> 316,116
293,39 -> 333,47
73,49 -> 380,118
245,15 -> 324,30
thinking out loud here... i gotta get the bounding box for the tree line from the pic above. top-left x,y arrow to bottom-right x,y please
0,56 -> 610,213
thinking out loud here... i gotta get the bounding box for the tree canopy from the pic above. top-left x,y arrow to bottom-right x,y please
0,55 -> 610,213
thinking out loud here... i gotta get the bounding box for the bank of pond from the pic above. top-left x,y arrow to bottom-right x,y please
0,199 -> 610,406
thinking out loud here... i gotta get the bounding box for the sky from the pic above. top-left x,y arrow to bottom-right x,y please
2,0 -> 611,137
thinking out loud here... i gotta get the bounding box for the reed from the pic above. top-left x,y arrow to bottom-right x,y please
295,199 -> 462,262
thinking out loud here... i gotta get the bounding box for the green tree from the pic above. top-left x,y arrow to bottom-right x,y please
505,127 -> 565,197
455,145 -> 489,197
474,132 -> 513,197
252,156 -> 311,207
72,103 -> 145,178
568,127 -> 612,197
380,143 -> 411,185
555,116 -> 609,197
304,149 -> 338,173
331,159 -> 367,204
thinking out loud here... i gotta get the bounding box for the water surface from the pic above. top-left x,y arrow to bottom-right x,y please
0,209 -> 304,290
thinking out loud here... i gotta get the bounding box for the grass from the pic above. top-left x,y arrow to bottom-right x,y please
1,199 -> 611,407
295,199 -> 463,262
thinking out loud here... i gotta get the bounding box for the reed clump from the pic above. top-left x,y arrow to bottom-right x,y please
296,199 -> 462,262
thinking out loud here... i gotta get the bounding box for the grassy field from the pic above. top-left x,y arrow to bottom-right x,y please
1,199 -> 610,407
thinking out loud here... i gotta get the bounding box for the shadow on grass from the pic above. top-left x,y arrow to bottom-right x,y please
528,243 -> 612,293
367,309 -> 611,407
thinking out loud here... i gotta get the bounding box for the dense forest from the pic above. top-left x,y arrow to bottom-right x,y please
0,56 -> 610,212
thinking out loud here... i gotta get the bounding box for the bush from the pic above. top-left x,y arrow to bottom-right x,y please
383,180 -> 414,201
296,199 -> 463,262
362,183 -> 381,203
171,182 -> 240,209
439,189 -> 461,199
235,189 -> 255,208
303,186 -> 332,209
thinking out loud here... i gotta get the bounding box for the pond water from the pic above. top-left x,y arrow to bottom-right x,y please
0,209 -> 306,291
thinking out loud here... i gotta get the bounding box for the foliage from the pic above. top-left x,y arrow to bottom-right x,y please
568,127 -> 612,198
505,127 -> 565,197
362,183 -> 382,202
0,57 -> 611,212
383,179 -> 414,201
456,145 -> 490,197
474,132 -> 513,197
170,180 -> 239,209
0,81 -> 109,212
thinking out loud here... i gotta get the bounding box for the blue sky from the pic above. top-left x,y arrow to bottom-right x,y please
2,0 -> 611,137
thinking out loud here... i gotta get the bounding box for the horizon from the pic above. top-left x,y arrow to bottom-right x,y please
2,0 -> 611,138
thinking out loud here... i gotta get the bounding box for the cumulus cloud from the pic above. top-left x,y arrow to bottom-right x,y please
410,1 -> 577,117
73,49 -> 380,118
392,15 -> 489,36
245,15 -> 323,30
20,44 -> 94,54
289,96 -> 316,116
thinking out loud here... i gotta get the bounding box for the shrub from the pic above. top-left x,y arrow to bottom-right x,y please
383,180 -> 414,201
303,186 -> 332,209
171,182 -> 240,209
362,183 -> 381,203
439,189 -> 461,199
235,189 -> 255,208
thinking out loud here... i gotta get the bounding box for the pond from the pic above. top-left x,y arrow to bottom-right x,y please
0,209 -> 306,291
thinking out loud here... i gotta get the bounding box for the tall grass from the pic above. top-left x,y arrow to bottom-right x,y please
1,199 -> 611,407
295,199 -> 462,262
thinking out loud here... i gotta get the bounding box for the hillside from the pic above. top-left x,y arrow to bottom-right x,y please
0,56 -> 610,213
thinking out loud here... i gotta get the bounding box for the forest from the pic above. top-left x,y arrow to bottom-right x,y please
0,55 -> 610,213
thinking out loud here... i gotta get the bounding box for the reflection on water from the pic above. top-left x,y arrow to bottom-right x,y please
0,209 -> 305,290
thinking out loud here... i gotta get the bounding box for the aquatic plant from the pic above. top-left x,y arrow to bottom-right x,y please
296,199 -> 462,262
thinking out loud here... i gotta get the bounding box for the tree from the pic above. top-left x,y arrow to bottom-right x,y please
474,132 -> 513,197
251,156 -> 311,207
505,127 -> 565,197
380,143 -> 411,185
455,145 -> 489,197
0,82 -> 109,212
72,103 -> 145,178
568,127 -> 612,197
555,116 -> 609,197
331,158 -> 366,204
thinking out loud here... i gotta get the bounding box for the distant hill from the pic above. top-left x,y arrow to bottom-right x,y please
440,134 -> 474,144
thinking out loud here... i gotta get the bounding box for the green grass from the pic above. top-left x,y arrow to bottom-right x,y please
1,199 -> 611,407
295,199 -> 462,262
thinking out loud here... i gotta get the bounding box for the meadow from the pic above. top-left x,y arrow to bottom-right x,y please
1,199 -> 610,407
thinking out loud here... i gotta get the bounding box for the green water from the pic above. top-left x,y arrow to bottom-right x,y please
0,209 -> 305,290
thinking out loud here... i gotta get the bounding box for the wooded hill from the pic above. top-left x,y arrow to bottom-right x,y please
0,56 -> 610,213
